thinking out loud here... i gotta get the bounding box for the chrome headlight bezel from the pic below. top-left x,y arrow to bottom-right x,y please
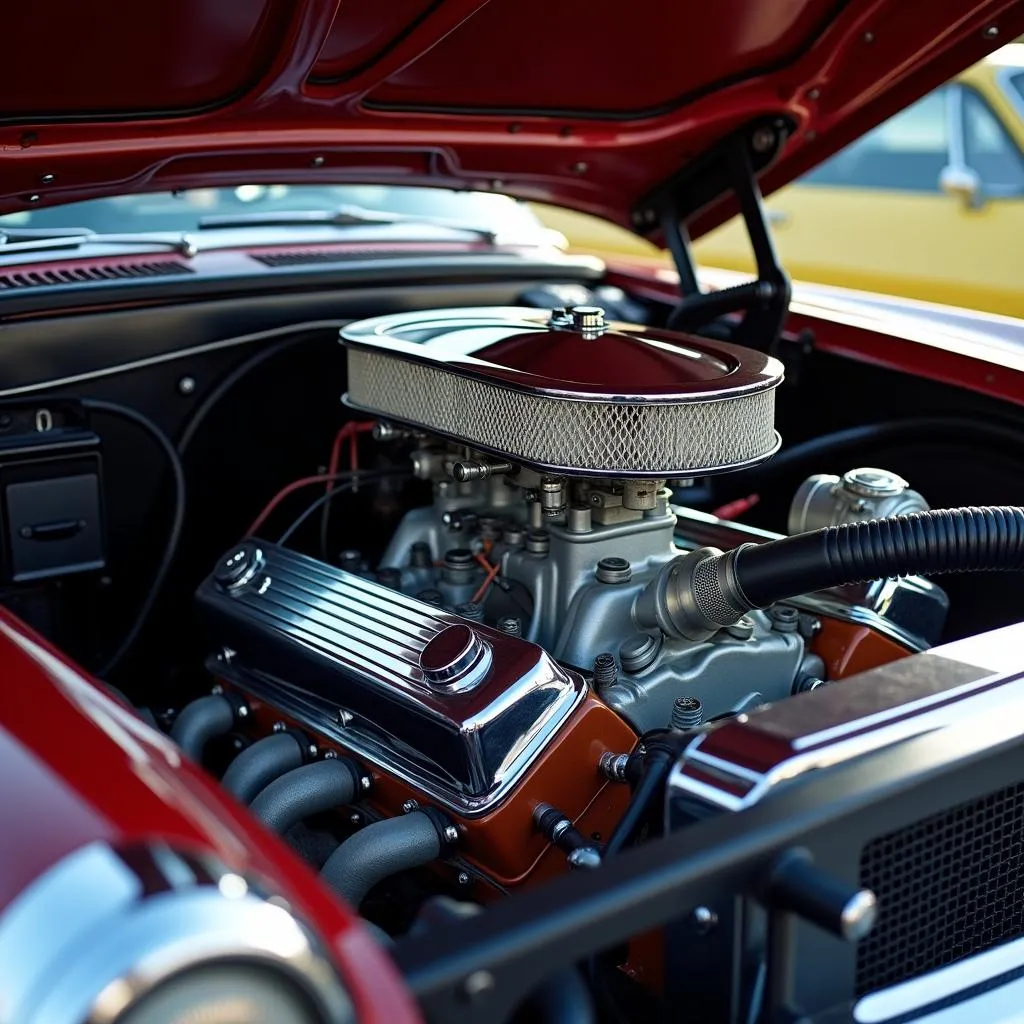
0,841 -> 353,1024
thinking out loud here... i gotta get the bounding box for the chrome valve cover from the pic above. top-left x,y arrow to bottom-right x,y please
196,542 -> 585,816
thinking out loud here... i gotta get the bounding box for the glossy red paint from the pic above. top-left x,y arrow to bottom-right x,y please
1,0 -> 1023,236
0,606 -> 420,1024
605,264 -> 1024,410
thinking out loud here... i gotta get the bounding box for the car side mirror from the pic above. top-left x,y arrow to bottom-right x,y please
939,165 -> 984,208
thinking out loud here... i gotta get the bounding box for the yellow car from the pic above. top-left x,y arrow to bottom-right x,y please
535,45 -> 1024,318
695,44 -> 1024,318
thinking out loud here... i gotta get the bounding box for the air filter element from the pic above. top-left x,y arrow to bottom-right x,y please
341,306 -> 783,477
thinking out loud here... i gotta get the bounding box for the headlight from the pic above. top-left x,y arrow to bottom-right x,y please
0,842 -> 352,1024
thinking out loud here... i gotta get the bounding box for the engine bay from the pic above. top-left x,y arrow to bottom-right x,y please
171,305 -> 960,943
4,279 -> 1024,1021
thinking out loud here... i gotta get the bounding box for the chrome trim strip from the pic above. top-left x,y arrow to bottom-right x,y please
0,319 -> 349,398
675,669 -> 1023,813
0,840 -> 352,1024
855,933 -> 1024,1023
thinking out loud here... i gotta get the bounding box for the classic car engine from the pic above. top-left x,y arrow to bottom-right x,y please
184,304 -> 957,923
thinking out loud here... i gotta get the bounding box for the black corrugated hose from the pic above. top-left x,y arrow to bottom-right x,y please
734,507 -> 1024,609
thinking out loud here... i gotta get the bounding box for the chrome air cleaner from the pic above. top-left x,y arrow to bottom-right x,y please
340,306 -> 783,477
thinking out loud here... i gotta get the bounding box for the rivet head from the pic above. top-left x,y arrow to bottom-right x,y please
572,161 -> 588,174
461,970 -> 495,1002
984,25 -> 999,38
40,173 -> 55,184
177,376 -> 196,395
311,155 -> 325,167
863,30 -> 875,42
26,194 -> 40,204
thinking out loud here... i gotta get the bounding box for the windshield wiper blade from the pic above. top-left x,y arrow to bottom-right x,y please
197,204 -> 499,244
0,228 -> 197,258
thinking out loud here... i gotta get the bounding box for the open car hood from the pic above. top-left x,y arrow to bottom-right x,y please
3,0 -> 1024,237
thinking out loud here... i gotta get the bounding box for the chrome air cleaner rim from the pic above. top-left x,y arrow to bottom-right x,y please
340,306 -> 783,478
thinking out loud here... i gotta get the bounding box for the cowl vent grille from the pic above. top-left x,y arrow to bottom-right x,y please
0,260 -> 193,290
253,248 -> 416,267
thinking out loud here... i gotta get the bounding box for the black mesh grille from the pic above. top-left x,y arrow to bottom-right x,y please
0,260 -> 192,289
856,779 -> 1024,995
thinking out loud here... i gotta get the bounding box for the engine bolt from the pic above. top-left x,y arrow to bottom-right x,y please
272,721 -> 287,733
443,825 -> 460,844
619,633 -> 662,674
350,812 -> 362,826
456,601 -> 484,622
592,652 -> 618,688
359,775 -> 372,791
671,696 -> 704,730
525,529 -> 550,555
236,705 -> 249,719
768,604 -> 800,633
798,614 -> 822,640
497,616 -> 523,637
402,799 -> 419,813
339,549 -> 363,574
458,871 -> 471,886
504,525 -> 525,547
308,743 -> 319,758
596,556 -> 631,584
692,906 -> 718,935
323,750 -> 338,760
599,752 -> 630,782
567,504 -> 592,534
409,541 -> 433,568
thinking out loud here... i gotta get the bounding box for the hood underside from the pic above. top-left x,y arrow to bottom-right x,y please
4,0 -> 1024,236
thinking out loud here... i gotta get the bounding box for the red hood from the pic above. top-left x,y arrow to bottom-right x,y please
3,0 -> 1024,236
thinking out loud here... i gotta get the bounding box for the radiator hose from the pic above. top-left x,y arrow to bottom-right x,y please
636,507 -> 1024,641
250,757 -> 362,833
320,810 -> 448,908
221,732 -> 307,804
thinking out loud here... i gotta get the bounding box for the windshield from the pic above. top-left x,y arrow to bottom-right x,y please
0,185 -> 546,236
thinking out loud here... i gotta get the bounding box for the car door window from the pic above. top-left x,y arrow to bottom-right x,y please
961,88 -> 1024,192
803,89 -> 949,191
